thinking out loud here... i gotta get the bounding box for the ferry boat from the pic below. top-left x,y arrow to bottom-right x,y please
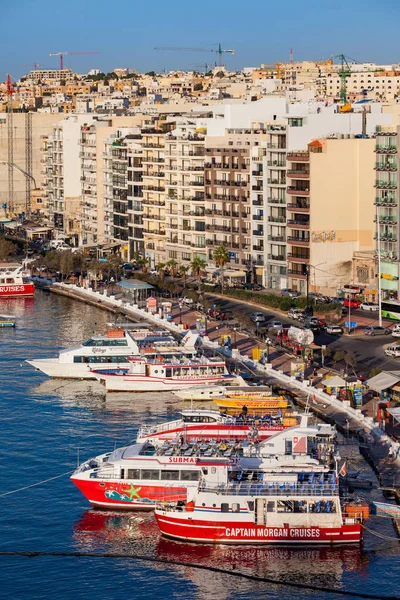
214,397 -> 288,411
154,464 -> 366,545
0,263 -> 35,298
27,327 -> 198,379
91,355 -> 232,392
136,409 -> 290,443
71,416 -> 337,510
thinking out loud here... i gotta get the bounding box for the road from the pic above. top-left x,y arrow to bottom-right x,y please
207,295 -> 399,376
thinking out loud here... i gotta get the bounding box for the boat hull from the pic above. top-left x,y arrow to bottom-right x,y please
93,373 -> 228,392
71,476 -> 192,510
155,512 -> 363,545
215,398 -> 288,410
137,423 -> 284,443
26,359 -> 129,379
0,283 -> 35,297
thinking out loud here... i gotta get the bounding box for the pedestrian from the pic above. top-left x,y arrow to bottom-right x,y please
388,446 -> 394,463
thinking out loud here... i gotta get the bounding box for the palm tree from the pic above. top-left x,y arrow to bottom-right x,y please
167,259 -> 178,277
191,256 -> 206,287
213,245 -> 230,293
89,260 -> 103,290
179,264 -> 190,286
156,262 -> 166,279
137,257 -> 149,273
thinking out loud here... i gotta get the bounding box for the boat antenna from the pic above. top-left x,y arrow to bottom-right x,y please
77,447 -> 80,468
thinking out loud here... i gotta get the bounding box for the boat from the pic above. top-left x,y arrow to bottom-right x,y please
71,415 -> 337,510
371,501 -> 400,518
91,355 -> 233,392
214,397 -> 288,411
136,409 -> 289,443
0,314 -> 16,328
0,263 -> 35,298
155,465 -> 366,545
26,327 -> 198,379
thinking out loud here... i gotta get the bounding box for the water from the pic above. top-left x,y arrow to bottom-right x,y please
0,292 -> 399,600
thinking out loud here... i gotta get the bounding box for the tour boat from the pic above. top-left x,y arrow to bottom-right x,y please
136,409 -> 290,443
214,397 -> 288,411
0,263 -> 35,297
91,355 -> 233,392
27,327 -> 199,379
71,415 -> 337,510
154,465 -> 366,545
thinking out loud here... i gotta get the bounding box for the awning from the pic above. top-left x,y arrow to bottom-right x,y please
366,371 -> 400,393
117,279 -> 154,290
322,376 -> 347,387
387,407 -> 400,424
224,269 -> 247,278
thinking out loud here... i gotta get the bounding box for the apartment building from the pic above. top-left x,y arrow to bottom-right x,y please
374,126 -> 399,299
164,123 -> 206,265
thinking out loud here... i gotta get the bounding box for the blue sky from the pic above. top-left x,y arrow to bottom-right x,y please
1,0 -> 399,79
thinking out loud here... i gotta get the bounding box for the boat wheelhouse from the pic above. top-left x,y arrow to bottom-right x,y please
0,263 -> 35,298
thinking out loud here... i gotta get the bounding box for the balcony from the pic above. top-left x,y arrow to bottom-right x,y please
268,254 -> 286,262
287,187 -> 309,196
287,219 -> 310,229
287,236 -> 310,246
374,234 -> 397,242
287,203 -> 310,212
252,170 -> 263,176
268,235 -> 286,242
268,216 -> 286,223
142,198 -> 166,206
287,170 -> 310,179
253,215 -> 263,220
252,185 -> 263,191
267,197 -> 286,205
253,199 -> 263,206
142,143 -> 164,149
189,181 -> 205,187
267,161 -> 285,167
375,145 -> 397,154
143,228 -> 166,236
374,198 -> 397,207
375,162 -> 397,171
253,244 -> 264,251
287,270 -> 307,279
266,143 -> 286,150
375,216 -> 398,224
144,185 -> 165,192
375,181 -> 397,189
287,253 -> 310,263
253,230 -> 263,236
267,178 -> 286,186
287,151 -> 309,162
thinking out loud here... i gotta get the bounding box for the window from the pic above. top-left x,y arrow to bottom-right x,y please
141,469 -> 160,480
221,503 -> 230,513
127,469 -> 140,479
160,470 -> 179,480
232,503 -> 241,513
180,470 -> 200,481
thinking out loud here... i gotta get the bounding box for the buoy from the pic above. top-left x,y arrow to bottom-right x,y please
186,501 -> 195,512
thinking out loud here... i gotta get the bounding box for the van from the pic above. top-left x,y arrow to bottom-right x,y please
49,240 -> 69,250
385,344 -> 400,358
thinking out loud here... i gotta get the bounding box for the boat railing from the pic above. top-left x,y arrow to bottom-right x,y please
199,481 -> 339,497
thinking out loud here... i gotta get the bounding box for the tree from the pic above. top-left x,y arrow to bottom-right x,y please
156,262 -> 165,279
321,347 -> 332,366
105,253 -> 122,284
369,367 -> 382,378
167,259 -> 178,277
191,256 -> 206,287
145,71 -> 156,77
59,251 -> 74,281
0,237 -> 16,260
179,264 -> 190,285
333,350 -> 345,369
137,257 -> 150,273
213,245 -> 230,293
89,260 -> 103,290
194,83 -> 203,91
344,352 -> 358,376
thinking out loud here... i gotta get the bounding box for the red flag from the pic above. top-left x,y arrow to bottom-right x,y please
339,461 -> 347,478
312,394 -> 318,405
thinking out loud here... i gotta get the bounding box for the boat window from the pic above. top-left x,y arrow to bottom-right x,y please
285,440 -> 293,455
232,503 -> 241,513
165,368 -> 172,377
120,469 -> 125,479
127,469 -> 140,479
160,470 -> 180,480
140,445 -> 156,456
247,501 -> 255,511
180,470 -> 200,481
221,503 -> 230,513
266,501 -> 275,512
140,469 -> 160,480
277,500 -> 294,513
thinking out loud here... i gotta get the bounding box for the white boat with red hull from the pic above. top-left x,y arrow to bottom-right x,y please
155,463 -> 367,545
0,263 -> 35,298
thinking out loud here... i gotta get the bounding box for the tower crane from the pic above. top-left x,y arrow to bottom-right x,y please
191,63 -> 214,72
49,51 -> 100,70
155,43 -> 234,67
335,54 -> 352,105
19,63 -> 44,70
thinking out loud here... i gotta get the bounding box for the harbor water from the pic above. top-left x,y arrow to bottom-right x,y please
1,292 -> 400,600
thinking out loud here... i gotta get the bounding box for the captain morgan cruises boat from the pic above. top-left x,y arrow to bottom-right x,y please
0,263 -> 35,298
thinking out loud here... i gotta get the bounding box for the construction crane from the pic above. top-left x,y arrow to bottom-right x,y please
335,54 -> 353,105
261,63 -> 284,79
191,63 -> 214,72
49,51 -> 100,70
155,43 -> 234,67
19,63 -> 44,70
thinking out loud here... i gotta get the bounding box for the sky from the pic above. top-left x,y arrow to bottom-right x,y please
1,0 -> 399,79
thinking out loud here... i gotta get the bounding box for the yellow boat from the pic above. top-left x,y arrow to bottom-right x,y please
213,396 -> 288,410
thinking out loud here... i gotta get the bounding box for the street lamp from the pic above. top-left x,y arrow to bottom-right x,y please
178,299 -> 183,324
233,326 -> 237,349
266,337 -> 271,363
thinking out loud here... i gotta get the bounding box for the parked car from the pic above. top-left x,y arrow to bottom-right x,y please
364,325 -> 390,336
385,344 -> 400,357
305,322 -> 321,334
269,320 -> 283,330
288,308 -> 303,320
392,324 -> 400,337
341,306 -> 348,316
330,297 -> 345,305
325,325 -> 343,335
360,302 -> 379,312
250,312 -> 266,323
281,288 -> 300,299
344,298 -> 361,309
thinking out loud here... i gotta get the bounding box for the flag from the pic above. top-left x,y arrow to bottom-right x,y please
312,394 -> 318,405
339,461 -> 347,478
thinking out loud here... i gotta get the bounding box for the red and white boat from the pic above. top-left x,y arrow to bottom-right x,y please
155,463 -> 367,545
0,263 -> 35,297
71,415 -> 336,511
136,409 -> 289,443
